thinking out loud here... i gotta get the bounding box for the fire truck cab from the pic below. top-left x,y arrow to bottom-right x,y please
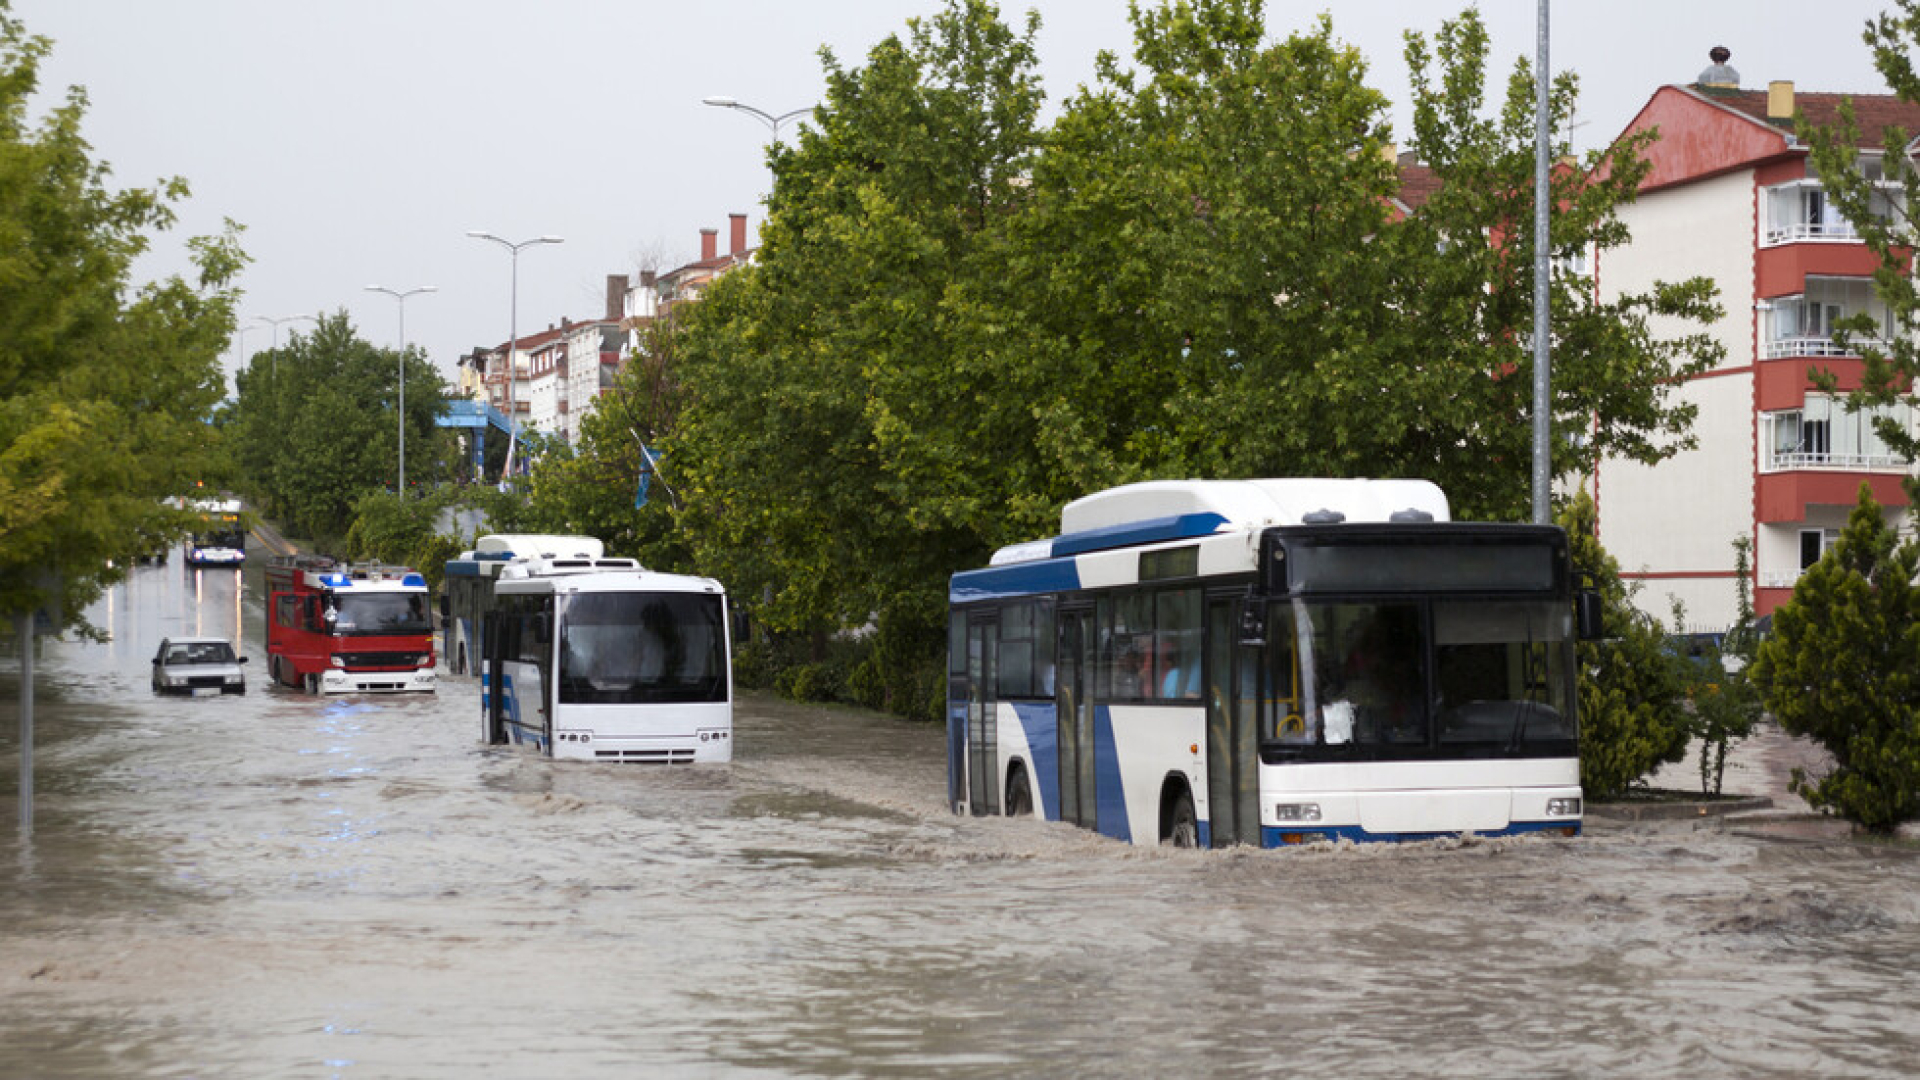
265,556 -> 437,694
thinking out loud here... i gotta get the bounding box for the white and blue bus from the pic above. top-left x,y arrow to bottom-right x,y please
947,479 -> 1594,848
443,534 -> 604,675
186,497 -> 247,567
481,555 -> 733,763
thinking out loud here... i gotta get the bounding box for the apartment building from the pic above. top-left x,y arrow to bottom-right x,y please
1592,53 -> 1920,628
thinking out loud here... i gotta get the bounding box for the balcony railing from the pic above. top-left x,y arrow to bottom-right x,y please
1763,220 -> 1864,245
1763,450 -> 1909,472
1762,335 -> 1887,360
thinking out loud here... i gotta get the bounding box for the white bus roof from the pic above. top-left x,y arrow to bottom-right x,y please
495,560 -> 725,595
1061,478 -> 1450,534
469,533 -> 605,561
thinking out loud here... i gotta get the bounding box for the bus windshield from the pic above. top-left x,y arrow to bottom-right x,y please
331,593 -> 432,636
558,592 -> 727,705
1291,598 -> 1574,752
196,528 -> 246,549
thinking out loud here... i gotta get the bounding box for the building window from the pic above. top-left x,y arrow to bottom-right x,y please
1763,174 -> 1901,246
1800,528 -> 1840,570
1763,279 -> 1889,359
1763,396 -> 1912,470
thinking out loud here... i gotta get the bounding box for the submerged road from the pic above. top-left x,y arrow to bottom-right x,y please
1,550 -> 1917,1077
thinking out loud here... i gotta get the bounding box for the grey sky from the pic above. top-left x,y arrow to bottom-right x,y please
15,1 -> 1900,390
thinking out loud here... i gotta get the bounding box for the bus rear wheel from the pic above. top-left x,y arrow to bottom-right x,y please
1163,787 -> 1198,848
1005,765 -> 1034,818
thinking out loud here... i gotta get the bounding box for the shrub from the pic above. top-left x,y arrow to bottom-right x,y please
1753,484 -> 1920,834
1560,491 -> 1691,799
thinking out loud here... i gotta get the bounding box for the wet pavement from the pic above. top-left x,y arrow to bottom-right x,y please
2,552 -> 1917,1077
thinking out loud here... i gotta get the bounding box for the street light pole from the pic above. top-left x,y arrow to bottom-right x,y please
700,96 -> 813,142
466,232 -> 562,484
254,313 -> 317,378
365,284 -> 437,497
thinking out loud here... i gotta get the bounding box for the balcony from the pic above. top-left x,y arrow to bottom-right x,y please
1764,449 -> 1908,472
1761,335 -> 1886,360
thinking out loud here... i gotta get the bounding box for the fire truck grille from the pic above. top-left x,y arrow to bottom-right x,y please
339,651 -> 419,670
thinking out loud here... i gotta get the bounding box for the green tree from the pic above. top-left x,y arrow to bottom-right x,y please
1382,13 -> 1725,520
1667,545 -> 1764,799
497,317 -> 688,566
225,311 -> 453,544
1753,484 -> 1920,834
0,4 -> 246,628
1560,490 -> 1690,799
1806,0 -> 1920,504
658,1 -> 1730,718
671,0 -> 1045,657
342,487 -> 467,592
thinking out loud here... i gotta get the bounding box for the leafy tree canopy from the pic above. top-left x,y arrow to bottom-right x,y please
1806,0 -> 1920,506
224,311 -> 452,544
664,0 -> 1723,661
0,3 -> 246,628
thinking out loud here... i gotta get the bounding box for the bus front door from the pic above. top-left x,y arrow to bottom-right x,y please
1055,606 -> 1097,830
965,615 -> 999,816
1205,596 -> 1262,847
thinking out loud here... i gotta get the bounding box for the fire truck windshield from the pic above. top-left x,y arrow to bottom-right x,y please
328,593 -> 431,636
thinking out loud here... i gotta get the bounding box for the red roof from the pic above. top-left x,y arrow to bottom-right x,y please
1699,86 -> 1920,148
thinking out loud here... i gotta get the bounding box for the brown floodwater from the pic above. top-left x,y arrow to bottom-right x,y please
2,555 -> 1917,1078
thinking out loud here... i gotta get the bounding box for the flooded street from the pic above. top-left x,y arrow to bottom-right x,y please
4,557 -> 1919,1078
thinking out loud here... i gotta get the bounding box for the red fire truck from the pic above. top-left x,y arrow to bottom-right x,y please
265,556 -> 437,693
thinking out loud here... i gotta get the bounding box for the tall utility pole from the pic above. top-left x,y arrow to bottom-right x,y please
466,232 -> 563,483
1530,0 -> 1553,525
365,285 -> 437,496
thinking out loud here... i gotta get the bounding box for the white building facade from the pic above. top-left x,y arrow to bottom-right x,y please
1593,77 -> 1919,628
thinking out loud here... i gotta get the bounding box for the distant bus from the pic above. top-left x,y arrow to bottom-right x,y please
948,478 -> 1595,848
186,498 -> 247,567
443,534 -> 605,675
481,555 -> 732,763
266,556 -> 436,694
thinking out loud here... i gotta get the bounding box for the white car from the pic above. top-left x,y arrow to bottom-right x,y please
151,636 -> 248,695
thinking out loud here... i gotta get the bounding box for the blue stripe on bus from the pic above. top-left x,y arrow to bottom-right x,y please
1010,702 -> 1059,821
1092,705 -> 1130,843
1049,512 -> 1230,557
445,561 -> 482,577
950,559 -> 1082,604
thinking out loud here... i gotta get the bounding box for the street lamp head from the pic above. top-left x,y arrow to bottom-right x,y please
703,95 -> 738,107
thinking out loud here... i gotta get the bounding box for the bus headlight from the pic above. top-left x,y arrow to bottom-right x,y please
330,656 -> 345,668
417,655 -> 433,667
1274,802 -> 1322,822
1546,797 -> 1583,817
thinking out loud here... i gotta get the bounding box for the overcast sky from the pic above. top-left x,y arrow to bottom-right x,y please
15,1 -> 1902,389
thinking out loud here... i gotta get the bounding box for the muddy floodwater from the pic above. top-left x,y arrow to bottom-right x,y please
3,557 -> 1919,1078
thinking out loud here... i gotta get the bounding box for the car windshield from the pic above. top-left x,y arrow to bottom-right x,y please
331,593 -> 431,636
171,642 -> 235,664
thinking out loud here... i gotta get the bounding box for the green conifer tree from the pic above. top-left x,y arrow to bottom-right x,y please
1753,484 -> 1920,833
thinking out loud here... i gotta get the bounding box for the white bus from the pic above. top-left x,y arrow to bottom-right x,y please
481,555 -> 733,763
947,479 -> 1596,847
186,497 -> 247,567
443,534 -> 604,675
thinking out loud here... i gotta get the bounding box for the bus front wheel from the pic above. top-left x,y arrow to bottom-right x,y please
1163,786 -> 1198,848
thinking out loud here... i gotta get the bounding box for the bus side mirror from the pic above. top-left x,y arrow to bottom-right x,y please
1575,589 -> 1603,640
1238,602 -> 1265,646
